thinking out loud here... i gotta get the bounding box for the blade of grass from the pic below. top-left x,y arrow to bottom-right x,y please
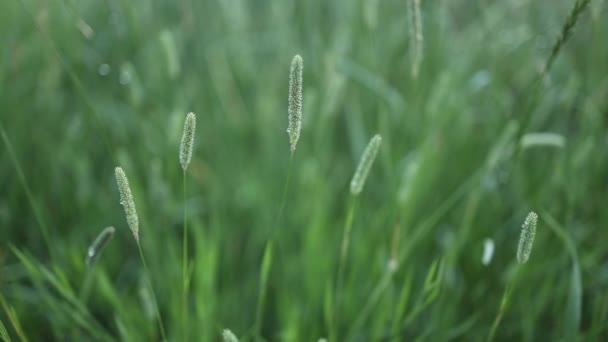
254,240 -> 274,340
9,247 -> 113,341
0,123 -> 53,261
332,195 -> 358,340
0,319 -> 11,342
0,293 -> 27,342
542,211 -> 582,340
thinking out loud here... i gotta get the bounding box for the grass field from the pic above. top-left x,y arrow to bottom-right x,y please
1,0 -> 608,340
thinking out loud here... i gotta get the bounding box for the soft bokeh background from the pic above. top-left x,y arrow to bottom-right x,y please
1,0 -> 607,340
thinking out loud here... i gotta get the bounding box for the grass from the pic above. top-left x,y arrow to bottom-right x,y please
1,0 -> 607,340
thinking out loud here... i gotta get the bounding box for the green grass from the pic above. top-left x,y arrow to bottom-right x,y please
1,0 -> 608,340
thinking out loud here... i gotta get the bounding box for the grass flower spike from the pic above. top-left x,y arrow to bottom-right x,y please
86,226 -> 115,265
287,54 -> 303,152
350,134 -> 382,195
180,112 -> 196,171
222,329 -> 239,342
517,211 -> 538,264
115,166 -> 139,241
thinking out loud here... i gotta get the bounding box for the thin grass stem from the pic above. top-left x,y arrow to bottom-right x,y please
487,282 -> 513,342
182,170 -> 190,340
137,241 -> 168,342
271,152 -> 295,239
253,152 -> 295,340
332,195 -> 359,339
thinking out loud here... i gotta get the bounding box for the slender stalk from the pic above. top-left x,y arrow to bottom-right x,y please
271,153 -> 295,239
345,269 -> 393,340
487,282 -> 513,342
178,111 -> 196,340
78,267 -> 95,303
254,241 -> 273,341
543,0 -> 592,75
332,195 -> 358,339
182,170 -> 189,340
254,152 -> 295,340
137,241 -> 168,342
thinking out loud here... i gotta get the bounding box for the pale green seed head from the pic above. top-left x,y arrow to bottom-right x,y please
114,167 -> 139,241
350,134 -> 382,195
222,329 -> 239,342
517,211 -> 538,264
180,112 -> 196,171
86,226 -> 115,266
287,54 -> 303,152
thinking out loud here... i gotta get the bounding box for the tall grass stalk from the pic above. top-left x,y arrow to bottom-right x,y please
543,0 -> 592,74
181,172 -> 190,340
254,152 -> 294,340
333,195 -> 358,336
333,134 -> 382,339
254,54 -> 302,339
487,283 -> 513,342
488,212 -> 538,341
180,112 -> 196,340
137,241 -> 168,342
115,167 -> 167,341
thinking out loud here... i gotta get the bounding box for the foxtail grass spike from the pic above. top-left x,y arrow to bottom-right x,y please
180,112 -> 196,171
86,226 -> 116,266
350,134 -> 382,195
287,54 -> 303,152
222,329 -> 239,342
517,211 -> 538,264
114,167 -> 139,241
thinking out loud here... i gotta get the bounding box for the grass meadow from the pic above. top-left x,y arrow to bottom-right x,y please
1,0 -> 608,340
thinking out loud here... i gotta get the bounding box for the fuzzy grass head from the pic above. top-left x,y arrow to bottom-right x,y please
517,211 -> 538,264
86,226 -> 115,265
287,54 -> 303,152
350,134 -> 382,195
222,329 -> 239,342
114,166 -> 139,241
180,112 -> 196,171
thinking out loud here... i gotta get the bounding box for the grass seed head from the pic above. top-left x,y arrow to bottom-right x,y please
517,211 -> 538,264
350,134 -> 382,195
86,226 -> 115,266
222,329 -> 239,342
180,112 -> 196,171
287,54 -> 303,152
114,166 -> 139,241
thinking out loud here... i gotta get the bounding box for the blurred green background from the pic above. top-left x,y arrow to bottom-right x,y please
1,0 -> 608,340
